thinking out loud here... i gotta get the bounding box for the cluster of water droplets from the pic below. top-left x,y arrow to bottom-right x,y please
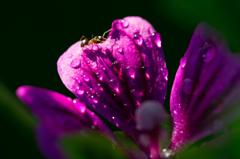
66,18 -> 168,134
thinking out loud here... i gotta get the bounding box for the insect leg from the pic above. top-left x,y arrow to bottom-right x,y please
103,29 -> 111,37
79,36 -> 88,42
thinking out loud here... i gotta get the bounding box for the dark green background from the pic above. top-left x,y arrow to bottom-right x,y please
1,0 -> 240,158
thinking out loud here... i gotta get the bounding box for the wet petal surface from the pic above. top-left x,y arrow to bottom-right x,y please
170,22 -> 240,151
57,16 -> 167,137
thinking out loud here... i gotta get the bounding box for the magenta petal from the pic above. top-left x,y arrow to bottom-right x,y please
16,86 -> 116,158
57,16 -> 167,135
170,22 -> 240,150
37,124 -> 66,159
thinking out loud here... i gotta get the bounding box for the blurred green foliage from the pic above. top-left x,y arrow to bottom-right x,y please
62,134 -> 127,159
178,121 -> 240,159
156,0 -> 240,52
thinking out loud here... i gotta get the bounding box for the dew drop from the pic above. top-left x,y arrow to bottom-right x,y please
126,66 -> 135,78
67,97 -> 72,102
183,78 -> 198,94
93,45 -> 99,51
91,95 -> 98,104
161,68 -> 168,80
180,56 -> 187,68
117,47 -> 123,53
96,72 -> 103,81
133,33 -> 143,46
151,32 -> 161,48
70,59 -> 81,68
121,19 -> 129,28
202,41 -> 216,63
76,89 -> 84,96
109,79 -> 120,93
83,75 -> 89,82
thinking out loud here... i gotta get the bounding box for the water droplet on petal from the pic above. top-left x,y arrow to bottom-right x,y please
180,56 -> 187,68
91,95 -> 98,104
70,59 -> 81,68
93,45 -> 99,51
126,66 -> 135,78
161,68 -> 168,80
96,73 -> 103,81
121,19 -> 129,28
83,75 -> 90,82
117,47 -> 123,53
183,78 -> 198,94
76,89 -> 85,96
202,41 -> 216,63
133,33 -> 143,46
151,32 -> 161,48
109,79 -> 120,93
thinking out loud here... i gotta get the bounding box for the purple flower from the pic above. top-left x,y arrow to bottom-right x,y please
16,16 -> 240,159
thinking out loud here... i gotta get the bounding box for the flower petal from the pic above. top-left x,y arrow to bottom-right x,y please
57,16 -> 167,136
16,86 -> 116,158
170,22 -> 240,151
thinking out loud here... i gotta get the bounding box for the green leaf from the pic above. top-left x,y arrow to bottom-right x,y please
62,133 -> 127,159
155,0 -> 240,52
114,131 -> 140,152
177,118 -> 240,159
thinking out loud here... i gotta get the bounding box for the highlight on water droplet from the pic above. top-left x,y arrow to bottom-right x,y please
109,79 -> 120,93
70,59 -> 81,68
117,47 -> 123,53
133,33 -> 143,46
121,19 -> 129,28
77,104 -> 86,113
161,68 -> 168,81
91,95 -> 98,104
76,88 -> 85,96
180,56 -> 187,68
126,66 -> 135,78
202,41 -> 216,63
150,32 -> 161,48
92,45 -> 99,52
96,72 -> 103,81
83,75 -> 90,82
183,78 -> 198,94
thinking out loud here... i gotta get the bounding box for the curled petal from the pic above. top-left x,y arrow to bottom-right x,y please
57,16 -> 167,136
170,22 -> 240,151
16,86 -> 116,158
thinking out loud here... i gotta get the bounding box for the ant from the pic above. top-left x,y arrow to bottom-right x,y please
79,29 -> 117,51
